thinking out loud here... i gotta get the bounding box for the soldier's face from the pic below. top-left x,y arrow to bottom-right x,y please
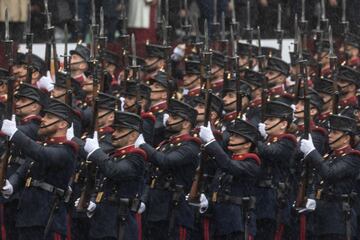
211,65 -> 223,78
15,97 -> 38,117
338,80 -> 355,96
265,71 -> 284,86
195,103 -> 205,123
70,54 -> 86,71
38,113 -> 63,137
97,109 -> 114,128
112,128 -> 133,148
239,56 -> 249,67
150,83 -> 167,102
294,101 -> 305,119
329,130 -> 350,150
166,114 -> 184,133
124,95 -> 137,112
222,91 -> 236,111
183,74 -> 199,88
82,76 -> 93,93
12,64 -> 27,83
264,117 -> 287,135
228,134 -> 251,153
319,93 -> 333,110
51,87 -> 66,102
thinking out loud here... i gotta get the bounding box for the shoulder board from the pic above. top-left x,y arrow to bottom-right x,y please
278,134 -> 297,144
182,136 -> 201,145
242,153 -> 261,165
0,131 -> 5,137
73,109 -> 83,120
141,112 -> 156,123
63,140 -> 79,153
311,126 -> 328,136
128,148 -> 148,161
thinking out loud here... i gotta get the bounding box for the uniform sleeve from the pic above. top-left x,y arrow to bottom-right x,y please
8,158 -> 32,192
89,149 -> 144,179
140,141 -> 200,170
205,141 -> 260,177
10,130 -> 71,169
305,150 -> 360,181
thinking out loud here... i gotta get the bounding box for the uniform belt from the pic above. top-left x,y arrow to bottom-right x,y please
104,195 -> 141,212
257,179 -> 275,188
320,192 -> 357,202
25,178 -> 65,197
212,193 -> 245,206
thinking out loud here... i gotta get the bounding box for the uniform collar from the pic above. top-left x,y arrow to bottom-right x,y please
232,153 -> 261,165
349,57 -> 360,67
98,126 -> 114,135
0,95 -> 6,103
169,133 -> 193,145
113,144 -> 136,157
269,84 -> 285,96
45,136 -> 67,145
223,111 -> 237,122
297,120 -> 316,133
211,78 -> 224,90
333,145 -> 352,157
150,100 -> 167,114
73,74 -> 86,85
249,98 -> 262,108
319,111 -> 331,121
321,66 -> 331,77
339,95 -> 358,107
188,87 -> 201,97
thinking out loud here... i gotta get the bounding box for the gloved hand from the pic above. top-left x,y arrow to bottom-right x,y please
298,198 -> 316,213
258,123 -> 268,139
300,135 -> 315,157
1,115 -> 18,139
199,123 -> 215,143
1,180 -> 13,199
84,131 -> 100,158
171,44 -> 185,62
135,134 -> 145,148
120,97 -> 125,112
86,201 -> 97,218
137,202 -> 146,214
199,193 -> 209,214
37,71 -> 54,92
66,123 -> 74,141
162,113 -> 169,127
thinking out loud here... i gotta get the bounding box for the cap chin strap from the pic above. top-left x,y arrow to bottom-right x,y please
112,129 -> 135,141
265,119 -> 283,131
144,59 -> 161,73
98,110 -> 113,119
167,119 -> 184,127
224,99 -> 236,107
183,76 -> 200,87
267,72 -> 282,83
40,119 -> 61,129
15,100 -> 36,110
53,92 -> 67,100
228,141 -> 248,147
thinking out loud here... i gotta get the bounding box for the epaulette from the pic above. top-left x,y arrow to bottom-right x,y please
232,153 -> 261,165
269,133 -> 297,144
348,149 -> 360,158
311,125 -> 328,136
113,145 -> 148,160
63,140 -> 80,153
170,134 -> 201,145
141,112 -> 156,123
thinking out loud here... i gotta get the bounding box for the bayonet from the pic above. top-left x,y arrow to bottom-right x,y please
91,0 -> 96,26
165,0 -> 169,26
131,34 -> 137,67
341,0 -> 347,23
294,14 -> 298,53
99,7 -> 104,37
246,0 -> 251,30
328,25 -> 339,114
157,0 -> 162,26
220,12 -> 226,41
277,3 -> 282,31
320,0 -> 329,31
204,19 -> 209,52
301,0 -> 305,23
63,24 -> 69,71
213,0 -> 218,24
184,0 -> 189,26
275,3 -> 284,56
5,8 -> 9,41
26,2 -> 31,34
162,16 -> 168,46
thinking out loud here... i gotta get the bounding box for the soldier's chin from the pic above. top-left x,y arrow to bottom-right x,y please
38,127 -> 55,138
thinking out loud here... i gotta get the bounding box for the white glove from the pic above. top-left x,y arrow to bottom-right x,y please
1,180 -> 14,199
84,131 -> 100,158
66,123 -> 74,141
162,113 -> 169,127
135,134 -> 145,148
1,115 -> 18,139
300,134 -> 315,157
199,123 -> 215,143
258,123 -> 268,139
171,44 -> 185,61
199,193 -> 209,214
37,71 -> 54,92
86,201 -> 97,218
120,97 -> 125,112
298,198 -> 316,213
137,202 -> 146,214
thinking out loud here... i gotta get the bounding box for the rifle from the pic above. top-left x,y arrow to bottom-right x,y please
244,0 -> 253,69
230,0 -> 238,40
211,0 -> 220,44
0,8 -> 14,189
275,3 -> 284,58
130,34 -> 142,115
76,11 -> 100,212
25,3 -> 33,84
161,16 -> 173,104
340,0 -> 349,64
63,24 -> 73,106
44,0 -> 59,78
257,27 -> 268,122
320,0 -> 329,32
328,26 -> 339,114
295,28 -> 311,209
230,26 -> 242,119
98,7 -> 107,92
181,0 -> 192,38
218,12 -> 228,54
73,0 -> 82,41
299,0 -> 308,51
188,20 -> 213,204
119,0 -> 130,85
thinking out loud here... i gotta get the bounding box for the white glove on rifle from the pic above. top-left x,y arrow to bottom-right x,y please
300,134 -> 315,157
199,123 -> 215,144
1,115 -> 18,139
1,180 -> 13,199
199,193 -> 209,214
86,201 -> 97,218
84,131 -> 100,159
298,198 -> 316,213
66,123 -> 75,141
258,123 -> 268,139
137,202 -> 146,214
162,113 -> 169,127
37,71 -> 54,92
134,134 -> 145,148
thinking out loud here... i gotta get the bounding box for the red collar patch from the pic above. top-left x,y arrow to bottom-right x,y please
45,136 -> 79,153
232,153 -> 261,165
268,133 -> 297,144
99,126 -> 115,135
223,111 -> 237,122
169,133 -> 201,145
339,96 -> 358,107
141,111 -> 156,123
150,101 -> 167,114
112,144 -> 147,160
20,115 -> 41,125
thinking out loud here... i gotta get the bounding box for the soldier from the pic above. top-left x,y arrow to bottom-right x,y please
144,44 -> 169,81
199,118 -> 261,239
314,77 -> 335,125
137,99 -> 201,239
314,40 -> 332,77
336,65 -> 360,112
81,111 -> 147,240
193,92 -> 223,130
121,81 -> 155,146
255,101 -> 297,240
341,32 -> 360,69
102,49 -> 121,92
70,44 -> 91,85
181,58 -> 202,99
222,80 -> 252,128
237,42 -> 258,72
242,69 -> 266,126
264,57 -> 291,99
0,68 -> 9,118
300,114 -> 360,240
210,51 -> 226,94
0,98 -> 77,240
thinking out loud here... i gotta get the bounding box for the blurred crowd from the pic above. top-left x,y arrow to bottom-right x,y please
0,0 -> 359,46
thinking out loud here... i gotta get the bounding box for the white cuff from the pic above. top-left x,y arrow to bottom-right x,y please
204,139 -> 216,147
86,147 -> 100,160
